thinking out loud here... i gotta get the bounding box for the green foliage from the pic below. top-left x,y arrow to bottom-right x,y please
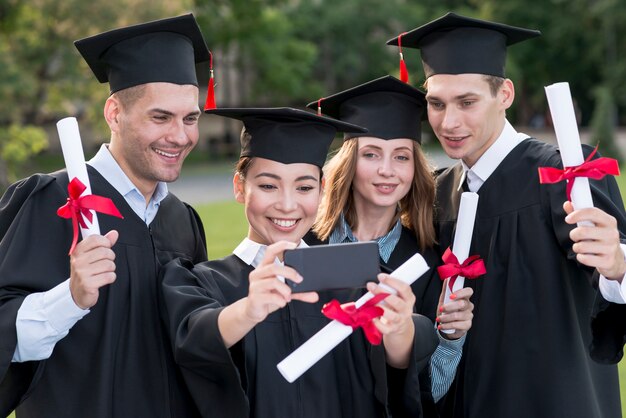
0,124 -> 48,187
590,85 -> 621,160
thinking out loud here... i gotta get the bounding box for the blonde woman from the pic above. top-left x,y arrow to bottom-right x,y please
306,76 -> 473,406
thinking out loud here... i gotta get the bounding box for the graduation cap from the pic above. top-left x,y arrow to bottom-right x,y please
75,14 -> 213,99
306,75 -> 426,143
386,12 -> 541,79
205,108 -> 367,168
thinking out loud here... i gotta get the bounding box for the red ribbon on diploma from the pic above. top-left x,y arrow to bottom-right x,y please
538,146 -> 620,201
322,293 -> 390,345
437,247 -> 486,292
57,177 -> 124,254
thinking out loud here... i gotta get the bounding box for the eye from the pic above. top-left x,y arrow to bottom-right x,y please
259,184 -> 277,190
362,151 -> 378,159
396,155 -> 410,161
428,101 -> 444,110
297,185 -> 315,192
184,115 -> 199,124
461,100 -> 475,107
153,115 -> 168,122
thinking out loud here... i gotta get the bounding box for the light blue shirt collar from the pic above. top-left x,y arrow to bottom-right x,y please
87,144 -> 168,225
329,212 -> 402,263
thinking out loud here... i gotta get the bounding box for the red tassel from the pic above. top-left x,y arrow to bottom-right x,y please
204,52 -> 216,110
317,98 -> 323,116
398,33 -> 409,83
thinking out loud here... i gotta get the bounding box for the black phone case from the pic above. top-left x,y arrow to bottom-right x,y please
284,241 -> 381,292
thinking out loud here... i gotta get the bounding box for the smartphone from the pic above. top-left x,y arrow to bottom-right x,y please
283,241 -> 381,292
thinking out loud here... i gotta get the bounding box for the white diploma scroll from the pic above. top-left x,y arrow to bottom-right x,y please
277,252 -> 429,383
545,82 -> 594,226
57,117 -> 100,237
441,192 -> 479,335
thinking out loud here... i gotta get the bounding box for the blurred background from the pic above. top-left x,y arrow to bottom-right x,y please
2,1 -> 626,415
0,0 -> 624,190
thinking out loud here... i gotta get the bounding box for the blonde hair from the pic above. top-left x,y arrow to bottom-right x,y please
313,138 -> 436,249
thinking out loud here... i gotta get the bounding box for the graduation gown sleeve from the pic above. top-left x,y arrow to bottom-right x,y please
0,174 -> 71,415
160,257 -> 250,418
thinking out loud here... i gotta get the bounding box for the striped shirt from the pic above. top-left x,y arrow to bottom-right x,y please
329,213 -> 402,263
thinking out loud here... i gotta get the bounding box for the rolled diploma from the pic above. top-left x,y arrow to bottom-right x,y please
545,82 -> 594,226
441,192 -> 479,334
57,117 -> 100,237
277,252 -> 429,383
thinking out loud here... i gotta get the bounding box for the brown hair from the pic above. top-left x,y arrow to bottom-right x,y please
423,75 -> 505,97
482,75 -> 505,97
112,84 -> 147,110
313,138 -> 436,250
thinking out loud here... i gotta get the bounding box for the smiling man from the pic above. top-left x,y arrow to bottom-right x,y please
0,14 -> 209,417
388,12 -> 626,418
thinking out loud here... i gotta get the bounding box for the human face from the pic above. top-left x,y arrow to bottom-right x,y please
425,74 -> 513,167
352,137 -> 414,212
235,158 -> 322,246
108,82 -> 201,197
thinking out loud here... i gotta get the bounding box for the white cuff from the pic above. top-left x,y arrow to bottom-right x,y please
598,244 -> 626,304
43,279 -> 89,331
13,279 -> 89,362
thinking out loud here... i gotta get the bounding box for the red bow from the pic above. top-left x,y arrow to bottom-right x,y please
322,293 -> 390,345
57,177 -> 124,254
538,146 -> 620,200
437,247 -> 486,291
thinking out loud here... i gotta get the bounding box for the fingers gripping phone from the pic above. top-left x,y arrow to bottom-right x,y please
283,241 -> 381,292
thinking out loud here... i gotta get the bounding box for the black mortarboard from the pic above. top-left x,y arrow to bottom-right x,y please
386,12 -> 541,78
205,108 -> 367,168
75,14 -> 211,93
306,75 -> 426,143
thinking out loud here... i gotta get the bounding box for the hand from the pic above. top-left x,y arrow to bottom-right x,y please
368,273 -> 416,368
244,241 -> 319,324
436,280 -> 474,340
70,230 -> 119,309
564,201 -> 626,282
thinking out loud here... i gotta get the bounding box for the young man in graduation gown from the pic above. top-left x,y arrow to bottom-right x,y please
387,12 -> 626,418
0,15 -> 209,417
160,107 -> 438,418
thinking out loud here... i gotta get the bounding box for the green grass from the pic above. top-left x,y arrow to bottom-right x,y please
196,200 -> 248,258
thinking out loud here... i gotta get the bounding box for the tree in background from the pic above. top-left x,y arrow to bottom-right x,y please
0,0 -> 192,189
1,0 -> 624,183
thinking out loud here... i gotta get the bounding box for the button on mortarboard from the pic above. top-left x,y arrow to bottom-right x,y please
205,108 -> 367,168
306,75 -> 426,143
386,12 -> 541,79
75,14 -> 211,93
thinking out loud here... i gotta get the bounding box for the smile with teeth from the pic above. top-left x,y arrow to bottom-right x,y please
375,183 -> 397,191
153,147 -> 181,158
271,218 -> 298,228
445,135 -> 468,142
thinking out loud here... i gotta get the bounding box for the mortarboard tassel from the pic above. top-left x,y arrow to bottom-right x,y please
398,32 -> 409,83
317,98 -> 323,116
204,51 -> 216,110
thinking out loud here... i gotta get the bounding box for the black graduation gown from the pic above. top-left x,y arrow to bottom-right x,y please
304,227 -> 444,416
0,166 -> 207,418
435,138 -> 625,418
160,253 -> 438,418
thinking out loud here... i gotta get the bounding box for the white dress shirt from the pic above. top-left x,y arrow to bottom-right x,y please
13,144 -> 168,362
